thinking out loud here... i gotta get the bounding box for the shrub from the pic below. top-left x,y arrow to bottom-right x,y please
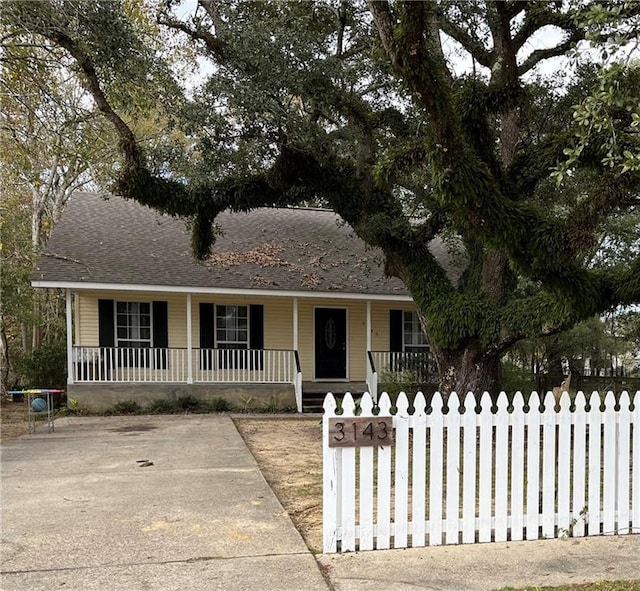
209,397 -> 231,412
177,395 -> 201,412
15,343 -> 66,389
111,400 -> 142,415
147,399 -> 178,414
56,397 -> 90,416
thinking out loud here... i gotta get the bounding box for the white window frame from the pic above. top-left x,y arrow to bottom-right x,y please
214,305 -> 249,350
403,310 -> 429,353
115,301 -> 152,349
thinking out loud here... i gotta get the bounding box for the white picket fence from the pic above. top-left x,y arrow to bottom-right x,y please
322,390 -> 640,553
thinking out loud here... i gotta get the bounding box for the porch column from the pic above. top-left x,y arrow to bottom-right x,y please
186,293 -> 193,384
293,297 -> 299,351
366,300 -> 372,352
66,289 -> 74,385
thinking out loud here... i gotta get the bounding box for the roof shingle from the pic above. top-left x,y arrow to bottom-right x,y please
33,192 -> 416,296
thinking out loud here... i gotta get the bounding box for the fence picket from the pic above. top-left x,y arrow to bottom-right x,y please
376,393 -> 393,549
633,392 -> 640,532
602,391 -> 617,535
411,392 -> 428,547
478,392 -> 493,543
542,391 -> 556,538
322,393 -> 338,553
587,391 -> 602,535
461,393 -> 477,543
429,393 -> 444,546
617,391 -> 631,535
572,392 -> 587,537
445,392 -> 461,544
510,392 -> 525,541
359,394 -> 375,550
394,393 -> 410,548
494,392 -> 509,542
322,389 -> 639,554
557,392 -> 572,536
525,392 -> 541,540
339,393 -> 357,552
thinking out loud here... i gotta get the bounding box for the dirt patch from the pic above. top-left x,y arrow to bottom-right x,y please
0,397 -> 29,442
233,416 -> 324,553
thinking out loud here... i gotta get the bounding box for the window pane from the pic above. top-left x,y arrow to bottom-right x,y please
115,300 -> 152,349
403,311 -> 428,348
215,305 -> 248,347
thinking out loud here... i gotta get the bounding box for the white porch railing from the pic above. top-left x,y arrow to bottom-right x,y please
194,348 -> 296,383
369,351 -> 435,397
73,347 -> 297,385
366,351 -> 378,401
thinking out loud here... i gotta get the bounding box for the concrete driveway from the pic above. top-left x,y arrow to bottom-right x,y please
2,413 -> 639,591
0,414 -> 329,591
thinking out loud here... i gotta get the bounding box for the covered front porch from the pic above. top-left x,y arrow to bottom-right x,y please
62,290 -> 435,412
69,345 -> 435,412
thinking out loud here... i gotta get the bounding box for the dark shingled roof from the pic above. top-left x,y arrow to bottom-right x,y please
33,192 -> 423,296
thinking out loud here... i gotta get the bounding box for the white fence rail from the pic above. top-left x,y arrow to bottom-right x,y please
73,347 -> 297,384
323,390 -> 640,553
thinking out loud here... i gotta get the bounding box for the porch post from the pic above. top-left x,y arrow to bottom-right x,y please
65,289 -> 74,385
366,300 -> 372,352
186,293 -> 193,384
293,297 -> 299,351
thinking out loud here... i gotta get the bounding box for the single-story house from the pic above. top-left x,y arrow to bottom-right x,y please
32,192 -> 450,411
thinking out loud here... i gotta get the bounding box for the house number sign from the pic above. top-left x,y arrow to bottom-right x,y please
328,417 -> 394,448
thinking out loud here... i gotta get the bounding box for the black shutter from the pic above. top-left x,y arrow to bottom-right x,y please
98,299 -> 114,378
249,304 -> 264,370
98,299 -> 115,347
152,301 -> 168,369
389,309 -> 403,352
199,303 -> 215,369
249,305 -> 264,349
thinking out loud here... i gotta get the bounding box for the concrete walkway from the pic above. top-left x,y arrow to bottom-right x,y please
2,414 -> 639,591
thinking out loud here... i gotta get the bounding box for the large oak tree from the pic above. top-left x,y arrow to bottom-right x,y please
4,0 -> 640,393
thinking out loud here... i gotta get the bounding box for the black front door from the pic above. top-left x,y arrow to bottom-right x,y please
314,308 -> 347,379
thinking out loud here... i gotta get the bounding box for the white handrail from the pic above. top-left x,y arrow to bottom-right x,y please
72,346 -> 296,385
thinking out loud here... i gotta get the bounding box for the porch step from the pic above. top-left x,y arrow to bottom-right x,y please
301,382 -> 368,413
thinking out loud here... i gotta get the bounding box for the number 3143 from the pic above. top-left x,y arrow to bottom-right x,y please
328,418 -> 394,447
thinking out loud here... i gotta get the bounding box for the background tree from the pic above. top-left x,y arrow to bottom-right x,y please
0,2 -> 191,392
3,0 -> 640,394
0,23 -> 120,392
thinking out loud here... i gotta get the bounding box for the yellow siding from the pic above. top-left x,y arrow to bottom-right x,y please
370,302 -> 418,352
74,290 -> 417,383
192,295 -> 293,350
77,291 -> 187,347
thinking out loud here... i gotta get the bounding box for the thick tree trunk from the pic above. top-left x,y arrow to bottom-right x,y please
434,342 -> 501,396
